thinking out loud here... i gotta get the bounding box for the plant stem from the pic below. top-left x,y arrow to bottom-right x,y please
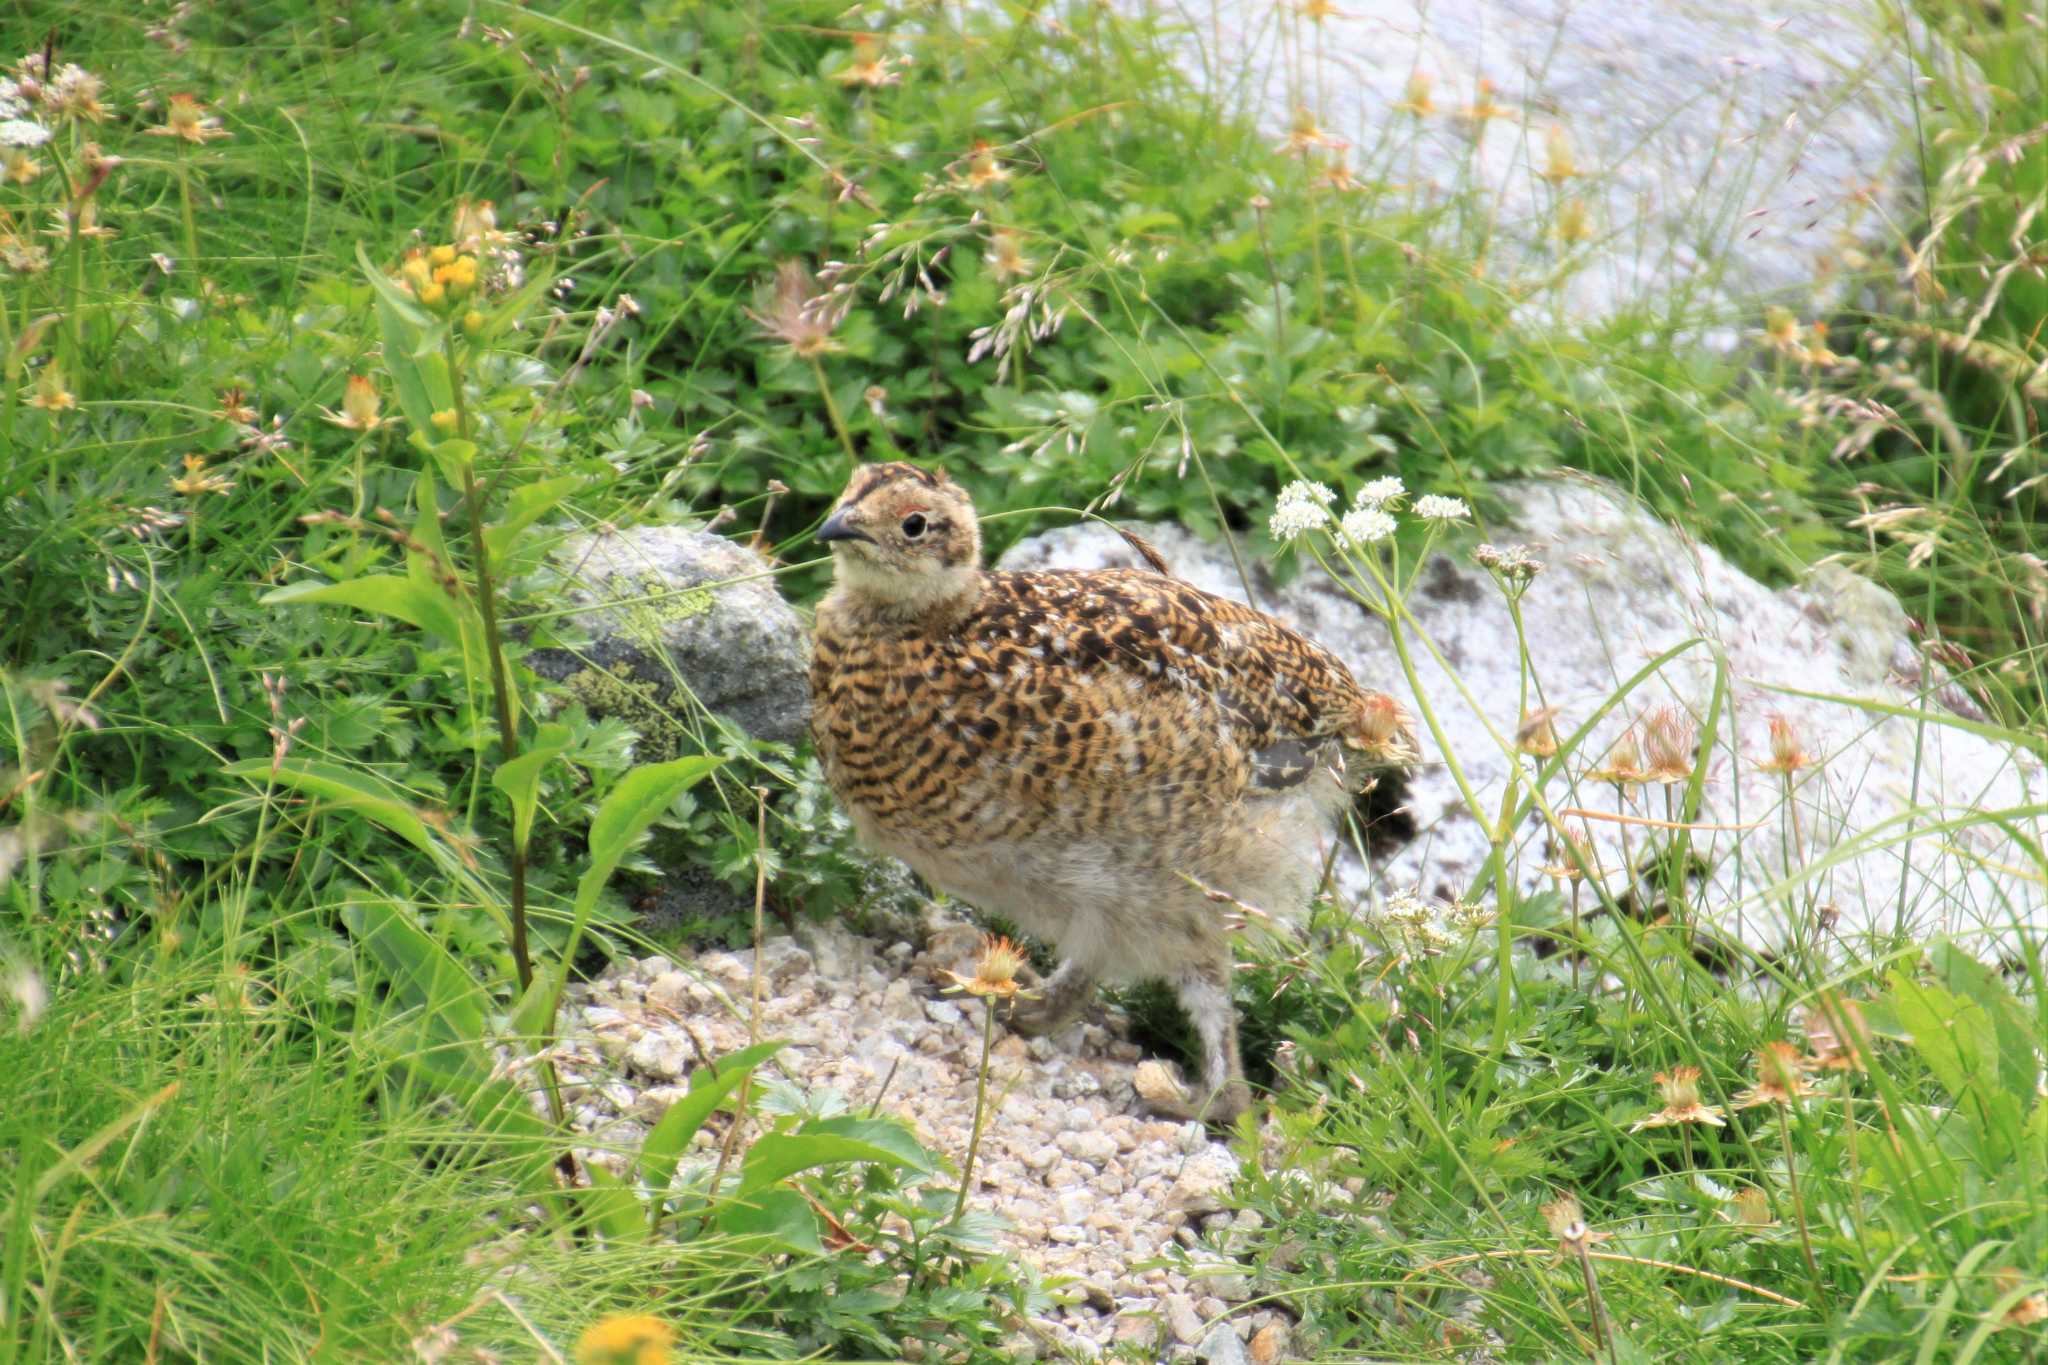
811,357 -> 858,464
445,331 -> 531,992
1778,1105 -> 1826,1306
956,997 -> 996,1220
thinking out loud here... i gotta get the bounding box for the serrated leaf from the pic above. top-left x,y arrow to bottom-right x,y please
735,1132 -> 925,1199
714,1187 -> 823,1255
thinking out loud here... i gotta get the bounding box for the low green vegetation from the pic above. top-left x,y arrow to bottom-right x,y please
2,0 -> 2041,1360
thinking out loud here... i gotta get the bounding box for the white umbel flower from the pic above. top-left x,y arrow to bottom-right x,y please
1270,480 -> 1336,540
1414,494 -> 1470,521
1356,476 -> 1405,506
1340,505 -> 1397,545
0,118 -> 50,148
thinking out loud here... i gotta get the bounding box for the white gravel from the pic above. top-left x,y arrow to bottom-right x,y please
554,914 -> 1304,1360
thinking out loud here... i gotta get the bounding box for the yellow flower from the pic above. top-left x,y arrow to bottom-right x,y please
832,34 -> 900,89
1539,830 -> 1605,882
171,453 -> 234,497
1757,713 -> 1818,775
214,387 -> 259,424
1630,1064 -> 1727,1130
962,140 -> 1011,191
430,409 -> 459,433
1638,705 -> 1694,784
3,148 -> 42,185
983,227 -> 1033,282
1517,706 -> 1561,758
1732,1041 -> 1815,1109
573,1312 -> 673,1365
944,935 -> 1031,1000
419,280 -> 446,307
1802,993 -> 1870,1073
1277,106 -> 1347,158
27,360 -> 76,412
1539,124 -> 1580,184
1726,1186 -> 1775,1227
1394,70 -> 1437,117
144,93 -> 230,144
1458,77 -> 1516,124
1585,730 -> 1644,786
429,244 -> 457,267
321,374 -> 392,431
1553,197 -> 1593,244
462,308 -> 485,335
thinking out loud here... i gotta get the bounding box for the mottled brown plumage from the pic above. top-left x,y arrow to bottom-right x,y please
809,463 -> 1416,1123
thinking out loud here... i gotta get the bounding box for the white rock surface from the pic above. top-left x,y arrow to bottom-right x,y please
1129,0 -> 1908,330
1000,476 -> 2046,960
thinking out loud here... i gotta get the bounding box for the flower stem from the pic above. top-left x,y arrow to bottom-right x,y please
1778,1105 -> 1826,1306
955,998 -> 996,1220
811,357 -> 858,464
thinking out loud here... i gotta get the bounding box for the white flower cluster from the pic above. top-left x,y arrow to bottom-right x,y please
1413,494 -> 1470,521
1339,505 -> 1395,545
1269,479 -> 1335,540
1357,475 -> 1405,506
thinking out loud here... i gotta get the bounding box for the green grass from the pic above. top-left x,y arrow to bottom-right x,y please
2,0 -> 2044,1359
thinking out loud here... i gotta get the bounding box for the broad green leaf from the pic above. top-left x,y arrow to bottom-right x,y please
491,722 -> 574,853
358,241 -> 448,434
576,756 -> 723,923
642,1040 -> 786,1203
1928,939 -> 2041,1105
735,1132 -> 924,1199
487,475 -> 587,560
262,574 -> 467,647
228,758 -> 439,864
714,1187 -> 823,1255
795,1114 -> 937,1176
581,1163 -> 646,1244
341,897 -> 489,1043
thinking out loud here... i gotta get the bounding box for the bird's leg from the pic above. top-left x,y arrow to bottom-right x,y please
1003,958 -> 1098,1037
1144,960 -> 1252,1126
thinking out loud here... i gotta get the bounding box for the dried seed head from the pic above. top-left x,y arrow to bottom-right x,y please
1639,705 -> 1694,783
1758,712 -> 1818,775
1803,993 -> 1870,1073
946,935 -> 1031,1000
1517,706 -> 1561,758
1734,1040 -> 1815,1109
1631,1064 -> 1726,1131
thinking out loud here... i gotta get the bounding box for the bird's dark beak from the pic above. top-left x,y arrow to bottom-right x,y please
816,509 -> 873,546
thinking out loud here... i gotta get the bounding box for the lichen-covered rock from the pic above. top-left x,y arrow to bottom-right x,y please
530,525 -> 809,749
1000,479 -> 2046,959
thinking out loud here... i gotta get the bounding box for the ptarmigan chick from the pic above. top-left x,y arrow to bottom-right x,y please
809,463 -> 1416,1123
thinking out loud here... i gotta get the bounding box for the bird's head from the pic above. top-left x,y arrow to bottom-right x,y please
816,463 -> 984,616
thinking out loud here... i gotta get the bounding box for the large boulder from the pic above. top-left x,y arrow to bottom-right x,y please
1130,0 -> 1909,332
529,526 -> 810,752
999,478 -> 2045,959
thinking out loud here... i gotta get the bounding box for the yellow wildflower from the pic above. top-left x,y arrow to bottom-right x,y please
1630,1065 -> 1726,1130
1394,70 -> 1436,118
3,148 -> 42,185
430,409 -> 459,433
214,387 -> 259,424
1732,1041 -> 1816,1109
573,1312 -> 673,1365
962,140 -> 1011,191
832,34 -> 900,89
320,374 -> 392,432
1458,77 -> 1515,124
144,93 -> 230,144
1277,106 -> 1347,158
171,453 -> 234,497
984,227 -> 1033,282
27,360 -> 76,412
944,935 -> 1033,1000
1757,713 -> 1818,775
1554,197 -> 1593,244
1539,124 -> 1581,184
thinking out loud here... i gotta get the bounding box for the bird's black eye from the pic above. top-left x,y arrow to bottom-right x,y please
901,513 -> 928,539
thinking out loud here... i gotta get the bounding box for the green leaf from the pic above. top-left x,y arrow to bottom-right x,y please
1927,938 -> 2042,1105
735,1132 -> 925,1199
229,758 -> 438,865
581,1163 -> 646,1244
491,722 -> 574,854
576,756 -> 723,924
262,574 -> 467,647
358,241 -> 449,434
642,1041 -> 786,1204
341,897 -> 490,1042
714,1187 -> 823,1255
487,475 -> 587,560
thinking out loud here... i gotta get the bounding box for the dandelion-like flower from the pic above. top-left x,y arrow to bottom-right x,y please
1339,505 -> 1396,546
1539,830 -> 1604,881
1539,124 -> 1580,184
171,453 -> 234,497
1540,1193 -> 1607,1251
2,146 -> 40,183
832,34 -> 901,89
574,1312 -> 674,1365
1638,705 -> 1694,784
1554,198 -> 1593,244
26,360 -> 75,412
984,227 -> 1033,282
1732,1041 -> 1815,1109
1393,71 -> 1436,118
746,260 -> 848,359
1802,993 -> 1870,1073
943,935 -> 1033,1000
1413,494 -> 1469,521
1757,713 -> 1818,775
1630,1064 -> 1726,1130
1356,475 -> 1405,506
1277,106 -> 1347,158
1725,1186 -> 1775,1227
321,374 -> 393,432
144,93 -> 230,143
1458,77 -> 1516,125
1517,706 -> 1560,758
1585,730 -> 1645,786
961,140 -> 1010,191
1354,691 -> 1418,763
214,387 -> 259,424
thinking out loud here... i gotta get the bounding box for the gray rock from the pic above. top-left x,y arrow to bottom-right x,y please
1126,0 -> 1910,332
1199,1320 -> 1250,1365
532,525 -> 809,750
1162,1293 -> 1207,1346
1000,479 -> 2047,958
